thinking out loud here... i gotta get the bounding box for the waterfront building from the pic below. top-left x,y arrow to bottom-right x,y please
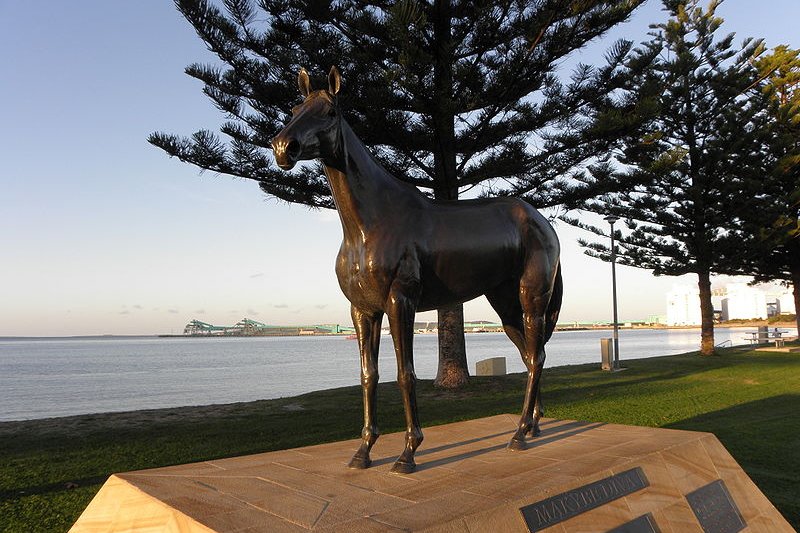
777,291 -> 797,315
720,283 -> 767,321
666,285 -> 702,326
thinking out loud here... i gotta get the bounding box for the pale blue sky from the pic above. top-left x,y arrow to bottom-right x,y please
1,1 -> 798,336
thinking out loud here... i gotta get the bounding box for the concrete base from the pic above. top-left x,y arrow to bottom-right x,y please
70,415 -> 792,532
475,357 -> 506,376
755,346 -> 800,353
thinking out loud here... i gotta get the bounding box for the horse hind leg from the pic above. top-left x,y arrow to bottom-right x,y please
528,264 -> 562,435
528,265 -> 561,435
486,284 -> 542,449
512,280 -> 552,450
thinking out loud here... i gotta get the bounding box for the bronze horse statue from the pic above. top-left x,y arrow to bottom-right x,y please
272,67 -> 562,474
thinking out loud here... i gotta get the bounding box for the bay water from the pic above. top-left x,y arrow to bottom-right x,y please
0,327 -> 793,422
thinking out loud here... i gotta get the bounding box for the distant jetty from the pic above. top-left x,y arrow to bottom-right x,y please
172,318 -> 509,337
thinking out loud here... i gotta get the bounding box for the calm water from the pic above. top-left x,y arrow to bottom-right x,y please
0,327 -> 793,422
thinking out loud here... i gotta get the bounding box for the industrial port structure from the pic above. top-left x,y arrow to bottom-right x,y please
182,318 -> 353,337
182,317 -> 684,337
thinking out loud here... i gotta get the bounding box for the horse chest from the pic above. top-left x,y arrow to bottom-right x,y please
335,243 -> 399,309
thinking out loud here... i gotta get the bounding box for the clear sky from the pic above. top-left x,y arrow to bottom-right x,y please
1,0 -> 798,336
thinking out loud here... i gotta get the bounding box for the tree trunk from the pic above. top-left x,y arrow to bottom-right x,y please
429,0 -> 469,388
697,270 -> 715,356
434,304 -> 470,388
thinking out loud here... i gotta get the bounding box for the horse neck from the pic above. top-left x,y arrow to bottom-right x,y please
322,121 -> 418,240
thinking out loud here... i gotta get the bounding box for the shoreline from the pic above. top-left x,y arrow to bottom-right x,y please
0,344 -> 763,427
2,325 -> 796,424
1,320 -> 796,340
0,340 -> 791,432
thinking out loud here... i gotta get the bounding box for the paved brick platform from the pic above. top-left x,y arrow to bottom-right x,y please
70,414 -> 793,532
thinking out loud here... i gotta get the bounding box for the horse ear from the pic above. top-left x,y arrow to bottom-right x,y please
328,66 -> 341,96
298,68 -> 311,97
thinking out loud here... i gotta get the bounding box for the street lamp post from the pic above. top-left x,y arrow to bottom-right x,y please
604,215 -> 620,370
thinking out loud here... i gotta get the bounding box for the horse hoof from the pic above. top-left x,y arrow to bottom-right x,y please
390,460 -> 416,474
507,437 -> 527,451
347,454 -> 371,469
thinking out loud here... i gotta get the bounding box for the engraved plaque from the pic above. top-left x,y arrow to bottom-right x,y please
608,513 -> 660,533
519,467 -> 649,532
686,480 -> 745,533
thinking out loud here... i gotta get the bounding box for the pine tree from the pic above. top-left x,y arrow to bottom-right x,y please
568,0 -> 767,355
149,0 -> 647,385
721,45 -> 800,333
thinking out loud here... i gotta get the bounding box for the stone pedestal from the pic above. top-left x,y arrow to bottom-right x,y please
475,357 -> 506,376
70,414 -> 793,532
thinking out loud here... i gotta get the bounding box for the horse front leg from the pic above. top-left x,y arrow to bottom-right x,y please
387,284 -> 423,474
348,306 -> 383,469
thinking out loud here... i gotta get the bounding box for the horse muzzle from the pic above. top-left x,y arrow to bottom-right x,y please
271,136 -> 302,170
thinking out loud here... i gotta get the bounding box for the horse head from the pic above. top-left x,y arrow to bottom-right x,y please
271,66 -> 341,170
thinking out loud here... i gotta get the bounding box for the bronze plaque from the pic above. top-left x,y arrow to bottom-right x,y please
608,513 -> 660,533
519,467 -> 649,531
686,480 -> 745,533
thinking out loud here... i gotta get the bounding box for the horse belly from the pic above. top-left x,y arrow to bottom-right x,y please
417,244 -> 520,311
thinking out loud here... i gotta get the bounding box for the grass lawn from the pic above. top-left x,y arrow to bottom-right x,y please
1,346 -> 798,532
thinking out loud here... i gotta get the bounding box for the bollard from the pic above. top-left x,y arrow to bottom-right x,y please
601,338 -> 613,371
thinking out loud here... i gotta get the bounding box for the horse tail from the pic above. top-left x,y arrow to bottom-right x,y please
544,263 -> 562,344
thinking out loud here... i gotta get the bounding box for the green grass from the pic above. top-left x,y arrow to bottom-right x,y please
2,347 -> 798,532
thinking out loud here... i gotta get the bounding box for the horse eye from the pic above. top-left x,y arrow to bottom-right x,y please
328,108 -> 337,117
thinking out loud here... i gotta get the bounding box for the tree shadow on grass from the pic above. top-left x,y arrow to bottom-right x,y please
666,394 -> 800,530
540,350 -> 794,405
